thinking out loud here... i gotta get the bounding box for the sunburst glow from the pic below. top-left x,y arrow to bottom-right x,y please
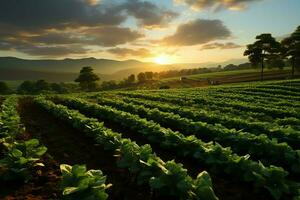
154,55 -> 172,65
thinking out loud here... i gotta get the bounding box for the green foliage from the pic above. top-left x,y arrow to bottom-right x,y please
54,96 -> 300,199
0,82 -> 11,94
60,164 -> 112,200
0,96 -> 23,138
137,72 -> 147,83
0,139 -> 47,182
282,26 -> 300,75
17,80 -> 75,94
35,97 -> 219,200
244,33 -> 282,80
75,66 -> 100,91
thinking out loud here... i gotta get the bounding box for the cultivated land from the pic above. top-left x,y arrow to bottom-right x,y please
158,68 -> 299,88
0,78 -> 300,200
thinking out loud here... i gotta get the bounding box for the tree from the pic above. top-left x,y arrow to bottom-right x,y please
0,82 -> 10,94
101,80 -> 118,90
137,72 -> 146,83
244,33 -> 281,80
17,81 -> 35,94
75,66 -> 100,91
145,72 -> 154,80
281,26 -> 300,76
51,83 -> 68,94
266,58 -> 285,70
35,80 -> 49,92
127,74 -> 135,84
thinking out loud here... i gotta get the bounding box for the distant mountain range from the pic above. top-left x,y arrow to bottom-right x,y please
0,57 -> 247,82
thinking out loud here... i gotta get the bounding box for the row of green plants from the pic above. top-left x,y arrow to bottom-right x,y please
205,92 -> 300,110
169,88 -> 300,110
253,85 -> 300,93
116,92 -> 288,123
0,97 -> 47,182
156,84 -> 299,105
35,97 -> 218,200
55,96 -> 300,199
0,97 -> 112,200
218,88 -> 300,102
115,94 -> 300,143
211,87 -> 300,102
184,83 -> 300,97
94,97 -> 300,174
240,87 -> 300,97
142,92 -> 300,119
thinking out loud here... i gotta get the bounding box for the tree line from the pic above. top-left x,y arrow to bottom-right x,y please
244,26 -> 300,80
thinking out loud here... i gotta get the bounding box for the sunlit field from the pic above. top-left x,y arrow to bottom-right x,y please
0,79 -> 299,199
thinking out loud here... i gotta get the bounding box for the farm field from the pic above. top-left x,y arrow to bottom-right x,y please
0,78 -> 300,200
158,69 -> 297,88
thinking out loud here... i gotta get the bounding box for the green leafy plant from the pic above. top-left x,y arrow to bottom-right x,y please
0,139 -> 47,182
0,96 -> 24,139
60,164 -> 112,200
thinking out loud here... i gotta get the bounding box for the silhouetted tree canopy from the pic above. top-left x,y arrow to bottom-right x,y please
282,26 -> 300,76
244,33 -> 281,80
137,72 -> 146,82
145,72 -> 154,80
127,74 -> 135,83
0,82 -> 10,94
75,66 -> 100,91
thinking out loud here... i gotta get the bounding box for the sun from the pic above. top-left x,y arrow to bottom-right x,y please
154,55 -> 171,65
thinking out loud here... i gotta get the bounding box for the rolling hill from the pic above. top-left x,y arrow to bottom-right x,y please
0,57 -> 247,82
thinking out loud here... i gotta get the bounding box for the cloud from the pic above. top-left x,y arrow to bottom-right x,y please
0,26 -> 143,56
0,0 -> 126,31
122,0 -> 179,28
0,0 -> 179,57
175,0 -> 262,11
82,27 -> 144,47
161,19 -> 231,46
0,38 -> 89,57
107,47 -> 153,58
20,45 -> 89,57
201,42 -> 242,50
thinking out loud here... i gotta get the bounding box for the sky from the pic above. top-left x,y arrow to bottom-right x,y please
0,0 -> 299,64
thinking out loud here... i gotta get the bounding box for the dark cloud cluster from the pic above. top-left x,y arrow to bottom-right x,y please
201,42 -> 242,50
161,19 -> 231,46
108,47 -> 153,58
175,0 -> 262,10
0,0 -> 177,57
121,0 -> 179,28
0,0 -> 124,30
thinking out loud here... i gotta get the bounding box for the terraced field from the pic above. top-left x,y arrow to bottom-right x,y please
0,79 -> 300,200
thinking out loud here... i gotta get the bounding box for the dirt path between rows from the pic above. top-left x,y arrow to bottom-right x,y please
16,98 -> 153,200
56,99 -> 272,200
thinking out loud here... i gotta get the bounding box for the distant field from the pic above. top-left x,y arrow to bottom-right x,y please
158,68 -> 297,88
160,68 -> 260,82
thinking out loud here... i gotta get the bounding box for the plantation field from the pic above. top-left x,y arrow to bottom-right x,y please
0,78 -> 300,200
158,68 -> 297,88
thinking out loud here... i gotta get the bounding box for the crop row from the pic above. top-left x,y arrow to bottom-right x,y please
0,97 -> 48,184
114,95 -> 300,145
34,97 -> 218,200
0,96 -> 23,138
54,96 -> 300,199
166,90 -> 300,110
94,96 -> 300,174
150,92 -> 300,119
117,92 -> 296,122
210,89 -> 300,102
